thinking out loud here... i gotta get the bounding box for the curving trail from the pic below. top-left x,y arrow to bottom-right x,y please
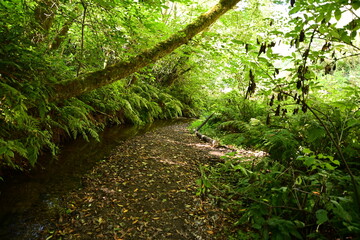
43,122 -> 233,239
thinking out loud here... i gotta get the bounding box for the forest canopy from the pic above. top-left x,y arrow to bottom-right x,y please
1,0 -> 360,238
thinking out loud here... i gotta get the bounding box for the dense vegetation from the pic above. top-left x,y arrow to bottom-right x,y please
1,0 -> 359,238
1,0 -> 212,172
190,0 -> 360,238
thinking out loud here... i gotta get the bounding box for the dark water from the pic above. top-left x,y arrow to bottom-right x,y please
0,119 -> 190,239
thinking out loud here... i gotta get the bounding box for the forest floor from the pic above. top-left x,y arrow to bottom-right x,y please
42,122 -> 237,239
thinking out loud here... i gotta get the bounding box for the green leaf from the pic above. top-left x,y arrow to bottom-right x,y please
231,39 -> 243,45
352,1 -> 360,10
334,8 -> 342,21
233,164 -> 250,176
325,163 -> 336,171
302,148 -> 312,154
332,160 -> 340,166
294,220 -> 305,228
316,209 -> 328,225
304,156 -> 316,167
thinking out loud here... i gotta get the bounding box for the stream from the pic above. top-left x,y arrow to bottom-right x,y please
0,119 -> 189,240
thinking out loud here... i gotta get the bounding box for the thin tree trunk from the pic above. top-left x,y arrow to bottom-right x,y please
34,0 -> 58,32
50,0 -> 241,101
76,1 -> 87,77
49,10 -> 80,51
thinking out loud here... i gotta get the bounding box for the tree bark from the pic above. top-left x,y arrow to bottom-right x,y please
34,0 -> 59,32
50,0 -> 241,101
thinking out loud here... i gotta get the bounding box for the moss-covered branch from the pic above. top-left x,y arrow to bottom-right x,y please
50,0 -> 241,101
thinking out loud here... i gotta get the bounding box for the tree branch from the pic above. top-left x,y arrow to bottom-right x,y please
50,0 -> 241,101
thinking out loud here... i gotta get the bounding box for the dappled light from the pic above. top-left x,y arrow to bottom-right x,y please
1,0 -> 359,239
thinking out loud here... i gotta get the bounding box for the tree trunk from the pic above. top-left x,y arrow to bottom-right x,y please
34,0 -> 59,32
50,0 -> 241,101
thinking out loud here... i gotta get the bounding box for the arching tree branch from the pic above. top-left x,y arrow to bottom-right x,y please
50,0 -> 241,101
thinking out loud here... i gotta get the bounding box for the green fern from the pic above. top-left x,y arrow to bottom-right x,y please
218,120 -> 248,133
263,129 -> 299,163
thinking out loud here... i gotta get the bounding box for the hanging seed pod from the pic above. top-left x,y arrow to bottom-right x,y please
299,30 -> 305,42
269,95 -> 274,106
296,80 -> 302,89
302,104 -> 307,113
293,93 -> 298,101
304,66 -> 308,73
269,41 -> 276,48
246,70 -> 256,98
333,63 -> 336,71
291,0 -> 295,7
245,44 -> 249,53
273,68 -> 279,78
266,113 -> 271,125
321,42 -> 330,51
297,65 -> 303,74
275,105 -> 281,116
296,97 -> 301,104
258,43 -> 266,56
325,64 -> 332,74
250,81 -> 256,93
293,108 -> 299,115
277,92 -> 282,101
249,69 -> 254,81
302,85 -> 309,95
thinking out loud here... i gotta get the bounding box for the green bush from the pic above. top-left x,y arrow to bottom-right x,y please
198,153 -> 360,239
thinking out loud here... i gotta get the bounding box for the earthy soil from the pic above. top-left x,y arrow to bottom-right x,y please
42,122 -> 234,239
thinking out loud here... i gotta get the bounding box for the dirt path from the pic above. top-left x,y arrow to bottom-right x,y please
43,122 -> 233,239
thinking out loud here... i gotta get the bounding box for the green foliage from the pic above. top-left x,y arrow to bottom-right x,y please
1,72 -> 194,171
263,128 -> 299,163
192,1 -> 360,234
1,0 -> 209,172
198,153 -> 360,239
52,99 -> 101,141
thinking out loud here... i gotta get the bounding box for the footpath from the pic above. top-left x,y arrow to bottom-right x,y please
42,122 -> 233,239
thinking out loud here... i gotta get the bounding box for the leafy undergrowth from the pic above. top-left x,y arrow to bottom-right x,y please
39,123 -> 238,239
198,153 -> 360,239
